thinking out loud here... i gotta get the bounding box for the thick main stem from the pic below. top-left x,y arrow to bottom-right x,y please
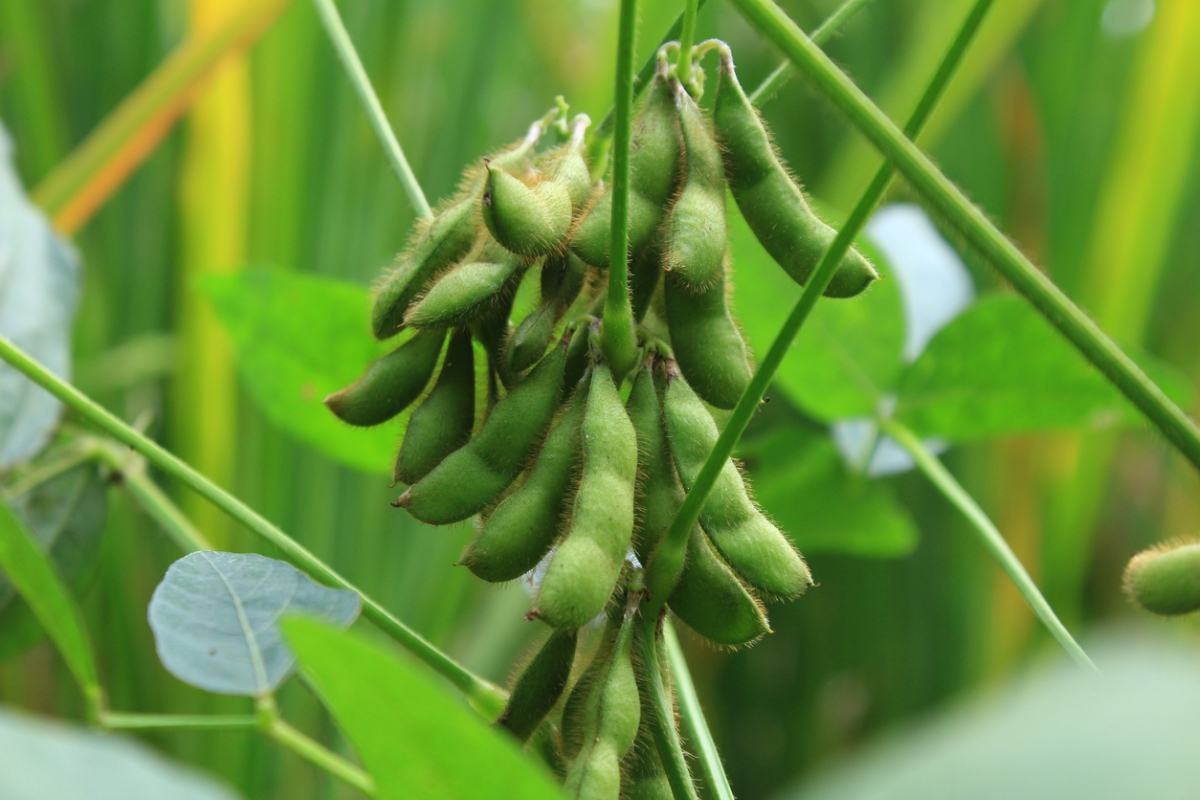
730,0 -> 1200,474
881,419 -> 1096,671
0,333 -> 503,713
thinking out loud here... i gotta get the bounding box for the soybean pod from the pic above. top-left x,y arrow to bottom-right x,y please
508,252 -> 588,373
669,527 -> 770,646
405,239 -> 525,330
394,334 -> 568,524
534,361 -> 638,629
497,628 -> 578,743
324,328 -> 445,427
1124,541 -> 1200,616
713,49 -> 877,299
393,327 -> 476,485
664,263 -> 752,410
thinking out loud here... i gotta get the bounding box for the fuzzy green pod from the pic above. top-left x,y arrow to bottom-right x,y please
1124,541 -> 1200,616
570,66 -> 681,268
713,50 -> 876,299
461,384 -> 587,582
562,319 -> 593,399
662,362 -> 811,599
663,80 -> 727,288
472,268 -> 523,392
370,199 -> 477,340
497,628 -> 578,743
394,335 -> 567,524
561,615 -> 620,761
563,615 -> 640,800
405,241 -> 524,329
664,265 -> 752,410
626,360 -> 677,565
623,622 -> 674,800
629,233 -> 663,324
324,328 -> 445,427
534,362 -> 638,629
509,252 -> 588,373
482,164 -> 573,258
393,327 -> 476,485
669,527 -> 770,646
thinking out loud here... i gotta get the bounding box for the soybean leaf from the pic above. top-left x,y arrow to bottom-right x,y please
0,498 -> 99,700
730,204 -> 906,422
201,269 -> 399,474
784,635 -> 1200,800
0,706 -> 241,800
740,425 -> 918,558
283,617 -> 565,800
0,122 -> 82,469
0,462 -> 108,660
894,294 -> 1194,441
148,552 -> 360,696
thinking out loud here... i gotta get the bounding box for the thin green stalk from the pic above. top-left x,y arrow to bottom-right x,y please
749,0 -> 875,106
641,613 -> 699,800
730,0 -> 1200,474
0,444 -> 92,500
0,333 -> 504,713
101,712 -> 259,730
310,0 -> 431,220
880,418 -> 1096,671
601,0 -> 639,381
663,619 -> 732,800
662,0 -> 993,598
266,716 -> 376,796
676,0 -> 700,90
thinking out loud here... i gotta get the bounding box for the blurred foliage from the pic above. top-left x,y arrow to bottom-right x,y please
1,0 -> 1199,798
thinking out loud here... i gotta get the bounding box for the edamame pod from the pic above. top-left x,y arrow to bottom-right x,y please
561,319 -> 594,402
713,50 -> 877,299
497,628 -> 578,743
393,327 -> 475,485
394,335 -> 568,524
561,615 -> 620,761
629,233 -> 663,324
324,328 -> 445,427
1124,541 -> 1200,616
664,265 -> 752,410
623,623 -> 674,800
405,241 -> 523,329
663,80 -> 727,288
482,164 -> 573,258
661,361 -> 811,598
626,359 -> 677,564
461,384 -> 587,582
509,252 -> 588,373
570,64 -> 681,268
534,362 -> 638,629
669,527 -> 770,646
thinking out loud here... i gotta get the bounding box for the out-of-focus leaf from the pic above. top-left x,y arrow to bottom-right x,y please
0,462 -> 108,660
283,617 -> 566,800
730,205 -> 906,422
781,634 -> 1200,800
148,551 -> 360,696
894,294 -> 1193,441
0,497 -> 98,700
0,122 -> 80,469
740,425 -> 917,557
0,706 -> 241,800
201,269 -> 400,473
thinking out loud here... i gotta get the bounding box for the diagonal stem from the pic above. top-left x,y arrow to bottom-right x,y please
880,418 -> 1096,671
0,333 -> 504,714
729,0 -> 1200,474
641,613 -> 700,800
311,0 -> 431,220
663,619 -> 733,800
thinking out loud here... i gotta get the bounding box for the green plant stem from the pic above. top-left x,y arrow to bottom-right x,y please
601,0 -> 639,381
101,712 -> 259,730
748,0 -> 875,106
265,715 -> 376,796
662,0 -> 993,602
676,0 -> 700,89
310,0 -> 431,220
880,418 -> 1096,671
730,0 -> 1200,474
663,619 -> 733,800
0,333 -> 504,714
641,613 -> 700,800
0,444 -> 92,500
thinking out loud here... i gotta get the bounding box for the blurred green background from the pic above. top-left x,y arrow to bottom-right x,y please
2,0 -> 1200,798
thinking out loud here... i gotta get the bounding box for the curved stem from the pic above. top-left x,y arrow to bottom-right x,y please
311,0 -> 431,220
880,419 -> 1096,672
663,619 -> 733,800
265,715 -> 376,796
0,333 -> 504,713
730,0 -> 1200,475
663,0 -> 994,597
640,613 -> 699,800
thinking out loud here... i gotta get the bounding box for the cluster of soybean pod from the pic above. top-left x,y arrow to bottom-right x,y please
326,43 -> 876,799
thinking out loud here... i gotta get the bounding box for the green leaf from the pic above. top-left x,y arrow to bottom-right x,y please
0,497 -> 99,703
894,294 -> 1194,441
201,268 -> 399,473
0,462 -> 108,660
730,204 -> 906,421
283,616 -> 565,800
148,551 -> 361,696
0,706 -> 241,800
739,425 -> 917,558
